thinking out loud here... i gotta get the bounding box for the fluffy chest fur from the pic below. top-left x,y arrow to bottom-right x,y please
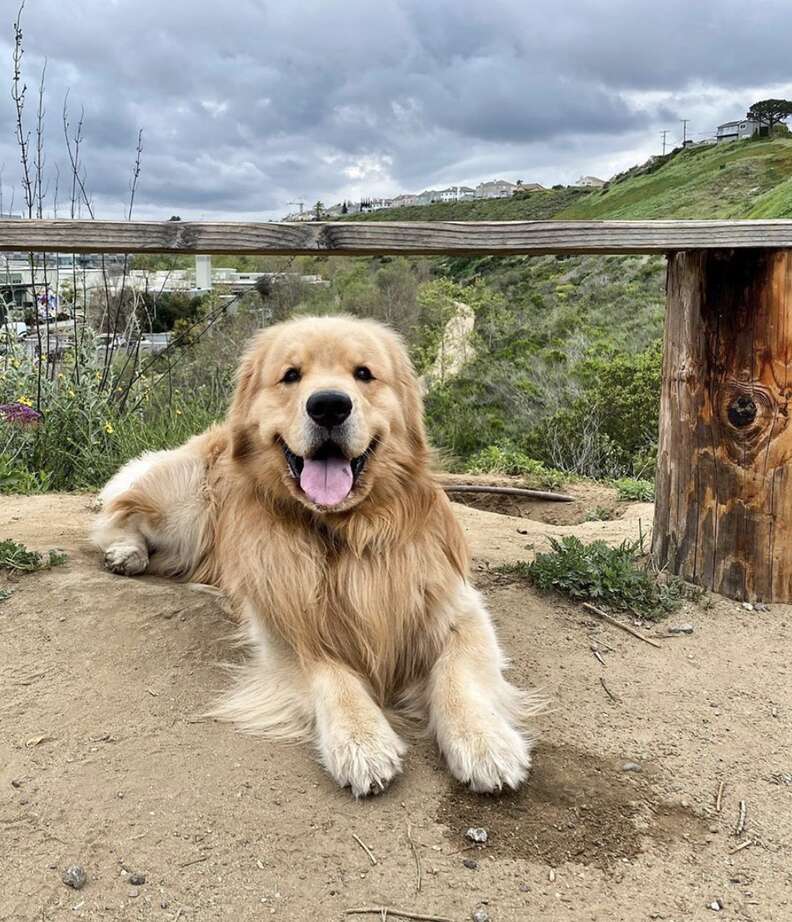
210,479 -> 467,701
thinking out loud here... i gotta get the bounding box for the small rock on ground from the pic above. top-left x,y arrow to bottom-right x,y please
128,871 -> 146,885
622,762 -> 642,772
62,865 -> 87,890
465,827 -> 488,844
472,910 -> 491,922
463,858 -> 479,870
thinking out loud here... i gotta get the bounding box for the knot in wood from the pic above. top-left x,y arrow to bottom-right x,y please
727,394 -> 758,428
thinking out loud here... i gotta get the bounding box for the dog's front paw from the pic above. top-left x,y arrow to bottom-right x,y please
104,543 -> 148,577
441,717 -> 532,793
320,719 -> 406,798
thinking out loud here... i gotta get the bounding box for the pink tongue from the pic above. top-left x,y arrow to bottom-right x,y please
299,457 -> 354,506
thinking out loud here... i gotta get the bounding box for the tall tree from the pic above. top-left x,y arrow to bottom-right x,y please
747,99 -> 792,135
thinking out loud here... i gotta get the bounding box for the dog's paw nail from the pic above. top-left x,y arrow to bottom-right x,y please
104,545 -> 148,576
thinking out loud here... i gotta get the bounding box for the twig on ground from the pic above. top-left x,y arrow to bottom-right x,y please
345,909 -> 452,922
178,855 -> 209,869
406,822 -> 422,893
582,602 -> 662,649
735,800 -> 747,837
716,781 -> 725,814
441,484 -> 574,502
352,833 -> 377,866
591,645 -> 606,666
599,677 -> 618,702
730,839 -> 753,854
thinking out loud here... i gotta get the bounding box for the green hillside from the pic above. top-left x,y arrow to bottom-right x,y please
329,137 -> 792,477
558,138 -> 792,219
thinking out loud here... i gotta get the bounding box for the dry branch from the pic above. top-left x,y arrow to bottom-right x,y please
581,602 -> 663,649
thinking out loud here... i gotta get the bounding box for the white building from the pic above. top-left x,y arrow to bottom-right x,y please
716,119 -> 762,142
475,179 -> 517,199
390,193 -> 418,208
575,176 -> 606,188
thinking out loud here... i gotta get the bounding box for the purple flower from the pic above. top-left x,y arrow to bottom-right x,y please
0,403 -> 43,426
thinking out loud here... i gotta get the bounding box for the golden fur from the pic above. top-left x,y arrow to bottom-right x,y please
93,316 -> 538,796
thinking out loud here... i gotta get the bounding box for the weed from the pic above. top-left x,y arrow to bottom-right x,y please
0,539 -> 67,573
615,478 -> 656,502
499,535 -> 681,620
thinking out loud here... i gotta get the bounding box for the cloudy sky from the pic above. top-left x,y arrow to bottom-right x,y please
1,0 -> 791,220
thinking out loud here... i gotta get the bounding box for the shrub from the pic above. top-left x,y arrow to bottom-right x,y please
614,478 -> 656,502
500,535 -> 682,621
465,444 -> 564,489
0,539 -> 66,572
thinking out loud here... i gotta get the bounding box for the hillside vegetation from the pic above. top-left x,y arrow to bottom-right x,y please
7,138 -> 792,493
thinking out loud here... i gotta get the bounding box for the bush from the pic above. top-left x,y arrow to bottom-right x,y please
614,478 -> 656,502
500,535 -> 682,621
465,444 -> 564,489
0,539 -> 66,572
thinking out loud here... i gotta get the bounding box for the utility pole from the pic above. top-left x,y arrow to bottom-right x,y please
660,130 -> 669,155
680,119 -> 689,145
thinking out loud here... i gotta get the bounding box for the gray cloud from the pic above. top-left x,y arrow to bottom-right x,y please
1,0 -> 790,219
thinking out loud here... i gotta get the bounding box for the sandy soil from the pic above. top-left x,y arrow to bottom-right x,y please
1,494 -> 790,922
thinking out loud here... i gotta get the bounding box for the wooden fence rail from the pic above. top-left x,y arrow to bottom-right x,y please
3,218 -> 792,255
4,217 -> 792,604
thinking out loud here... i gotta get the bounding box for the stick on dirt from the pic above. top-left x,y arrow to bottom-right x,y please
352,833 -> 378,866
600,676 -> 618,702
582,602 -> 663,649
345,909 -> 453,922
406,823 -> 422,893
730,839 -> 753,854
735,800 -> 747,837
441,484 -> 574,502
715,781 -> 725,813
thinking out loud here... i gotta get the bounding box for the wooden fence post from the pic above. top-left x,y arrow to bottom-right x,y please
653,249 -> 792,601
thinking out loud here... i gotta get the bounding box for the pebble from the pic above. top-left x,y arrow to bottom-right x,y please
755,602 -> 770,612
472,910 -> 490,922
62,865 -> 87,890
128,871 -> 146,885
742,602 -> 754,611
622,762 -> 642,772
668,624 -> 694,635
463,858 -> 479,870
707,898 -> 723,911
465,827 -> 488,844
128,888 -> 139,898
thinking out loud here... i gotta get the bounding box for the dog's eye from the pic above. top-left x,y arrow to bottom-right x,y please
354,366 -> 375,382
281,368 -> 301,384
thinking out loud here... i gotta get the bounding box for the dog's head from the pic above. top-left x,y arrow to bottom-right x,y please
227,315 -> 428,513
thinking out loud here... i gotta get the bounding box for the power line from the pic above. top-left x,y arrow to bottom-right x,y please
680,119 -> 690,145
660,130 -> 669,155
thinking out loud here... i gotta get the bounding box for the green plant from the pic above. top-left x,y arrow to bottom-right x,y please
585,506 -> 614,522
615,478 -> 656,502
0,539 -> 67,572
465,444 -> 564,489
500,535 -> 681,620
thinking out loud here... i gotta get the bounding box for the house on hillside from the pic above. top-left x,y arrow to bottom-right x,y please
437,186 -> 477,202
716,119 -> 763,142
390,193 -> 418,208
476,179 -> 517,198
575,176 -> 606,188
514,182 -> 545,192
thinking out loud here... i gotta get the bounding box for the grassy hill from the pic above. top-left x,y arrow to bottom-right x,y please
331,138 -> 792,476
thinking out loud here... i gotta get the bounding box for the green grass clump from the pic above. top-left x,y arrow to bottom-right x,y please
614,478 -> 655,502
0,539 -> 67,573
465,444 -> 564,489
500,535 -> 681,621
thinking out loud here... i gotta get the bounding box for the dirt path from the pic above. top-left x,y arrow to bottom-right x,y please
1,495 -> 790,921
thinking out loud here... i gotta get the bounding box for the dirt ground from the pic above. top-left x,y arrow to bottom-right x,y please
1,493 -> 791,922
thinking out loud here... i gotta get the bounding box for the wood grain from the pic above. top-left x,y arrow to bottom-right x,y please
653,249 -> 792,601
3,218 -> 792,255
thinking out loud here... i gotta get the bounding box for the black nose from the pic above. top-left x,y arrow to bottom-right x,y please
306,389 -> 353,428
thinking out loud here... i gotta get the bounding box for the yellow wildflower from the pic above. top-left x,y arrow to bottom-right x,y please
104,421 -> 114,434
67,388 -> 76,398
175,409 -> 182,416
17,395 -> 32,406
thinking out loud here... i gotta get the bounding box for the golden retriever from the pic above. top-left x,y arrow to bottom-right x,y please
92,315 -> 537,797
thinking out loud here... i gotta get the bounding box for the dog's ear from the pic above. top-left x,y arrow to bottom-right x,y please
227,329 -> 272,429
390,331 -> 429,459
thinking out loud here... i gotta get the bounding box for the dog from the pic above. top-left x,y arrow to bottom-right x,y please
92,315 -> 537,797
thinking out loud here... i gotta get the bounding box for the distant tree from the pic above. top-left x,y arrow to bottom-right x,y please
168,215 -> 182,221
313,200 -> 325,220
747,99 -> 792,136
341,201 -> 348,214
